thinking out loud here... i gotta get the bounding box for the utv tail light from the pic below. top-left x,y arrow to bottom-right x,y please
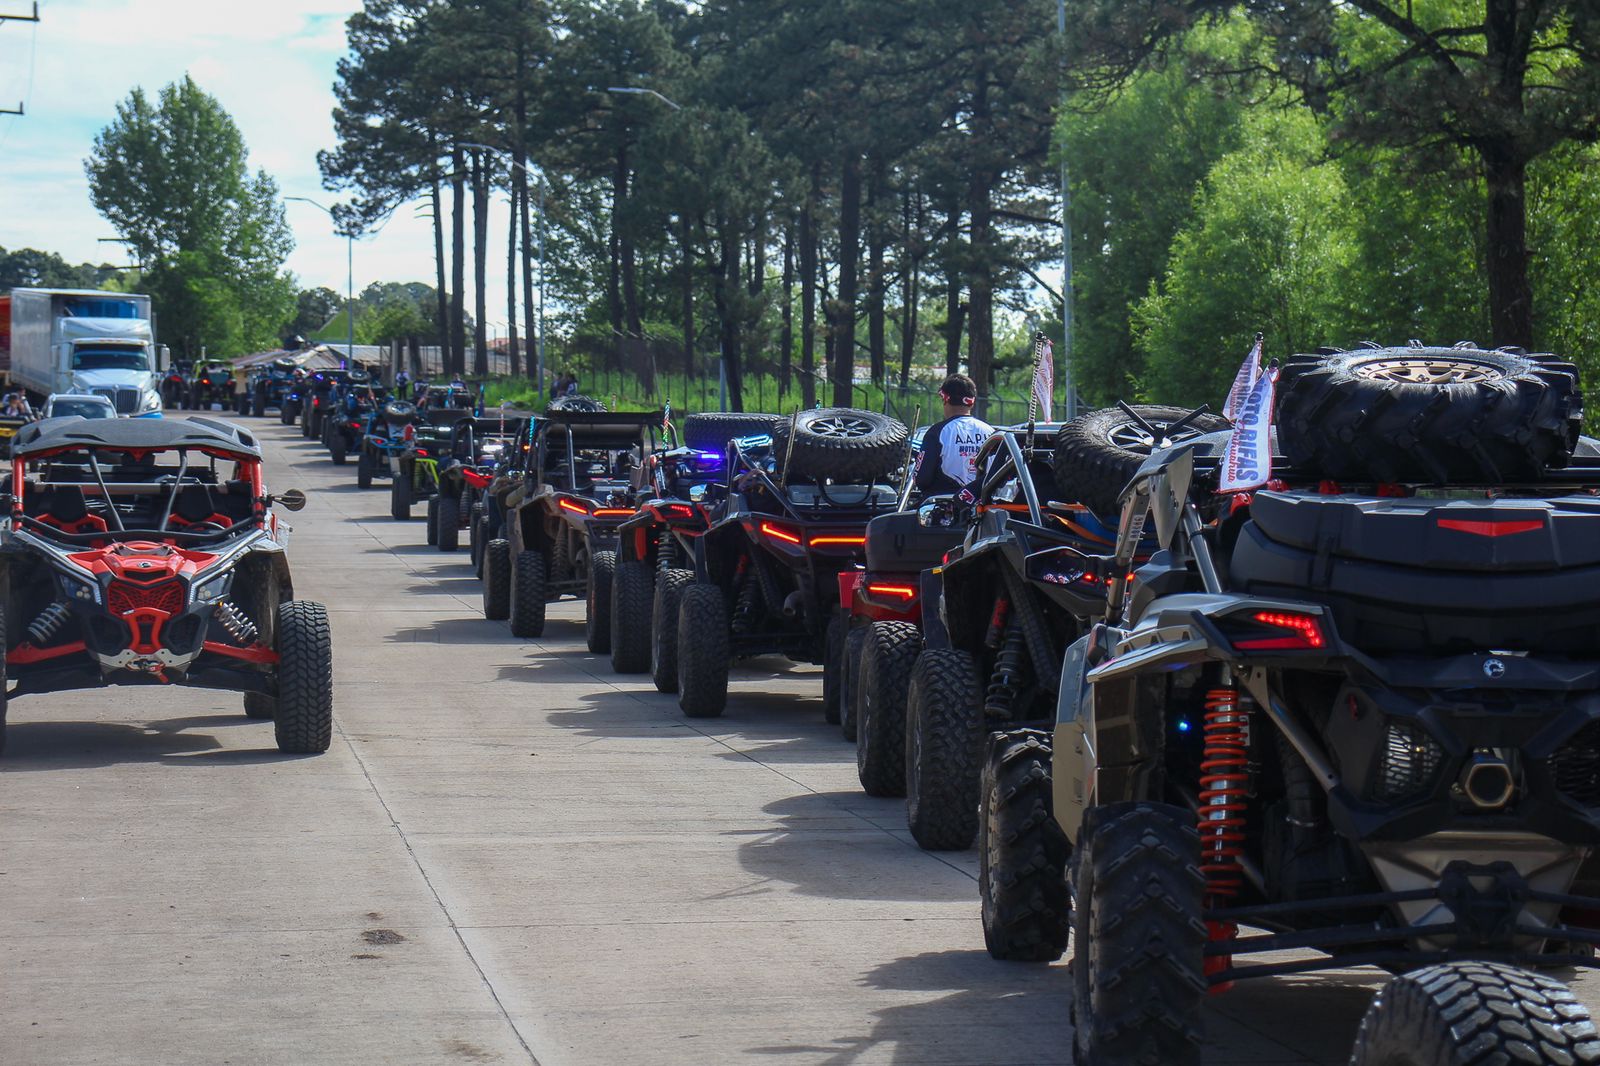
594,508 -> 634,517
810,535 -> 866,548
760,521 -> 801,545
559,498 -> 590,516
1232,611 -> 1326,650
866,583 -> 916,601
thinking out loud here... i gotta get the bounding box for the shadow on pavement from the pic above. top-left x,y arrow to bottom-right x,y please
745,949 -> 1071,1065
0,713 -> 309,770
731,790 -> 974,903
387,617 -> 526,645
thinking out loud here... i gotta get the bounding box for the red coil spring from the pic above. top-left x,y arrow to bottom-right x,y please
1198,687 -> 1251,903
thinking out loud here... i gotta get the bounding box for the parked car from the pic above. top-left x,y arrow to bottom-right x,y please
41,393 -> 117,421
0,415 -> 328,755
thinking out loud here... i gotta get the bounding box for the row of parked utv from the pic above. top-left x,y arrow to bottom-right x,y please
315,343 -> 1600,1066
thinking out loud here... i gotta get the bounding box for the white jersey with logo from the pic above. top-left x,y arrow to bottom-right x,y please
916,414 -> 995,493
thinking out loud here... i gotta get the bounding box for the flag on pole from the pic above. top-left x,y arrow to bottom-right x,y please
1220,365 -> 1276,493
1030,335 -> 1055,423
1224,333 -> 1264,421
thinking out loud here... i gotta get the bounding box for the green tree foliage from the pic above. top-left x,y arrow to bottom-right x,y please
85,75 -> 296,358
1133,109 -> 1357,403
0,247 -> 132,291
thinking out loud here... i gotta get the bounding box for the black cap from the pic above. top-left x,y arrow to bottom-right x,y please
939,373 -> 976,406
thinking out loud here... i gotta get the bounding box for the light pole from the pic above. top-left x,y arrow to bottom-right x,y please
602,86 -> 728,411
285,197 -> 355,365
460,142 -> 545,400
1057,0 -> 1077,419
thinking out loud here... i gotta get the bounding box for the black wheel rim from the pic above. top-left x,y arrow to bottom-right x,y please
1107,418 -> 1209,453
808,415 -> 876,439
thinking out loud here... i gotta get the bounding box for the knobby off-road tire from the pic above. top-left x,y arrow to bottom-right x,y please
839,623 -> 868,741
586,550 -> 616,654
1071,802 -> 1207,1066
482,539 -> 511,621
425,496 -> 440,545
677,584 -> 730,718
1348,961 -> 1600,1066
610,560 -> 654,673
980,729 -> 1070,962
905,648 -> 984,850
509,548 -> 549,638
774,408 -> 910,483
822,614 -> 848,726
547,395 -> 605,413
329,432 -> 347,465
0,609 -> 9,756
390,473 -> 412,521
473,516 -> 489,579
243,692 -> 275,719
469,503 -> 486,568
437,495 -> 461,553
357,449 -> 374,489
680,411 -> 785,452
652,568 -> 694,693
1054,405 -> 1231,518
856,621 -> 921,797
1277,346 -> 1584,484
273,601 -> 334,755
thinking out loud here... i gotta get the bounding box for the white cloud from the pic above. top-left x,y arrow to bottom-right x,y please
0,0 -> 530,348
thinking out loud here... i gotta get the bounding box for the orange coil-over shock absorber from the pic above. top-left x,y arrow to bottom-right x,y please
1199,685 -> 1251,990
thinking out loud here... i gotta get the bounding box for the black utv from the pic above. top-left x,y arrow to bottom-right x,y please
900,406 -> 1227,850
480,410 -> 664,645
981,343 -> 1600,1066
607,412 -> 784,682
674,408 -> 911,719
428,411 -> 530,554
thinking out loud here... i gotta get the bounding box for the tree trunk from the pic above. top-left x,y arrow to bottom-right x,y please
515,41 -> 538,386
471,151 -> 489,377
714,220 -> 744,411
781,223 -> 793,396
1483,149 -> 1534,348
431,168 -> 448,353
867,159 -> 886,385
506,183 -> 520,378
799,181 -> 818,408
944,272 -> 965,378
450,145 -> 466,377
616,141 -> 647,388
832,155 -> 861,407
967,176 -> 995,418
899,188 -> 921,387
680,215 -> 695,377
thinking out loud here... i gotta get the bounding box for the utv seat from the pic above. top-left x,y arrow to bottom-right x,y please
865,510 -> 962,574
28,485 -> 109,537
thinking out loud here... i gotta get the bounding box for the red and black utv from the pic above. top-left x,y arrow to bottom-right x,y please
0,416 -> 331,755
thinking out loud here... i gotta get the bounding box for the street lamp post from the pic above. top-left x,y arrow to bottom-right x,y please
460,142 -> 546,401
1057,0 -> 1077,419
602,86 -> 728,412
285,197 -> 355,365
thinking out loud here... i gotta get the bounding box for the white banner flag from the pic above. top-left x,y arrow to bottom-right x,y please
1219,367 -> 1275,493
1224,333 -> 1264,422
1031,337 -> 1054,423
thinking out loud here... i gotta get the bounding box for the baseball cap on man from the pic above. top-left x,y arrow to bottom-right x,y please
939,373 -> 977,407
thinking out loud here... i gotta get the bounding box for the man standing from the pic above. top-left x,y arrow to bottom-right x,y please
915,373 -> 995,494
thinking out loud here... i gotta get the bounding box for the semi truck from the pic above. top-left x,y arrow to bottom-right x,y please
1,288 -> 167,416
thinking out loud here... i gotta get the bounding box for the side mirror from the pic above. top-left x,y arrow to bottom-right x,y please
689,483 -> 711,504
918,497 -> 957,528
275,488 -> 307,512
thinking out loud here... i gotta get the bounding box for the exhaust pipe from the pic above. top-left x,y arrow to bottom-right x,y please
1460,751 -> 1516,810
782,591 -> 804,618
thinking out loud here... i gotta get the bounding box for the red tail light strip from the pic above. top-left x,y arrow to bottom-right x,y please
1437,518 -> 1544,537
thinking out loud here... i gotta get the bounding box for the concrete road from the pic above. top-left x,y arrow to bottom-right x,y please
3,418 -> 1595,1066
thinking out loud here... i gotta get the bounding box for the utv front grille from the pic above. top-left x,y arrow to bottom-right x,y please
1548,721 -> 1600,808
1371,720 -> 1444,804
108,580 -> 184,617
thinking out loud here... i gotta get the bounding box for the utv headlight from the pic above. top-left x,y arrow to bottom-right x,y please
143,392 -> 161,411
191,571 -> 233,604
58,571 -> 100,604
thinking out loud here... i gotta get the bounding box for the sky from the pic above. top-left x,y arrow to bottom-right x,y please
0,0 -> 523,335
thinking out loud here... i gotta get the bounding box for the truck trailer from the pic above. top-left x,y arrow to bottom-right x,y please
2,288 -> 167,416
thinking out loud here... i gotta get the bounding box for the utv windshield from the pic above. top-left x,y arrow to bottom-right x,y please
72,348 -> 150,372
